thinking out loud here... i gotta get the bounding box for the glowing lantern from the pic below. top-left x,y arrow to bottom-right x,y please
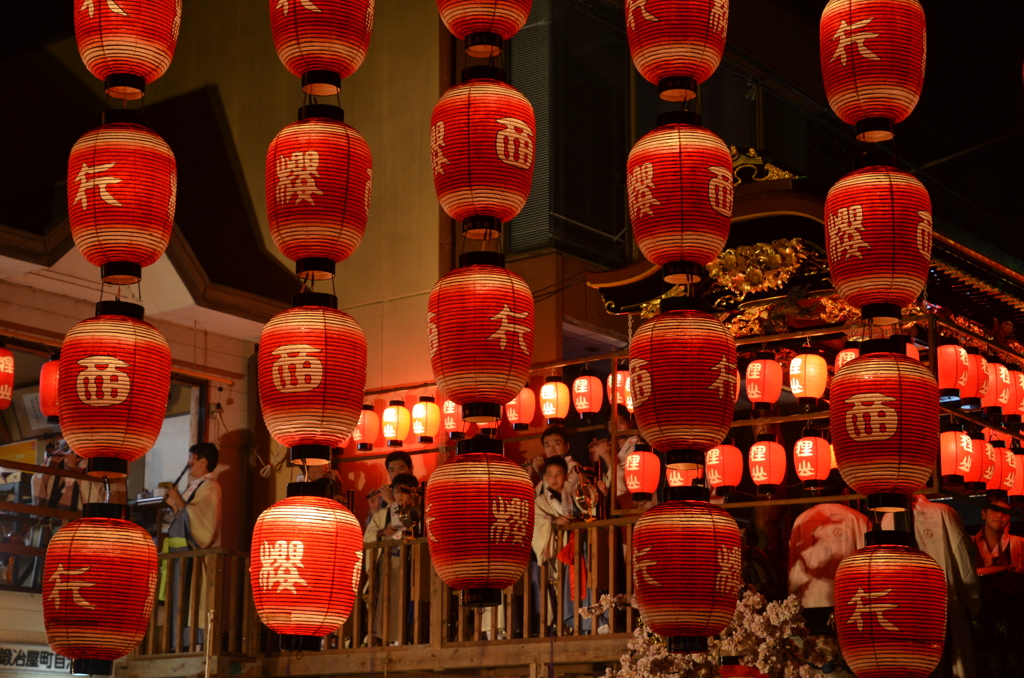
425,437 -> 534,606
259,293 -> 367,466
936,343 -> 969,403
667,467 -> 703,488
1007,364 -> 1024,425
68,112 -> 176,284
705,444 -> 743,496
835,342 -> 860,372
627,112 -> 733,283
412,396 -> 441,444
269,0 -> 374,95
43,504 -> 157,676
74,0 -> 182,99
1009,453 -> 1024,505
59,301 -> 171,477
352,404 -> 379,451
442,398 -> 466,440
428,251 -> 534,422
39,355 -> 60,423
437,0 -> 532,57
899,337 -> 920,361
250,483 -> 363,649
0,344 -> 12,411
624,442 -> 661,500
939,428 -> 978,485
265,105 -> 373,280
824,160 -> 931,324
632,500 -> 741,653
960,348 -> 989,411
833,535 -> 946,678
789,352 -> 828,403
382,400 -> 412,447
745,352 -> 782,410
748,435 -> 786,495
626,0 -> 727,102
794,431 -> 832,490
820,0 -> 927,141
607,370 -> 630,406
571,375 -> 603,417
733,367 -> 741,403
625,375 -> 636,413
985,441 -> 1017,499
505,387 -> 535,431
431,67 -> 535,240
539,377 -> 570,424
981,360 -> 1012,418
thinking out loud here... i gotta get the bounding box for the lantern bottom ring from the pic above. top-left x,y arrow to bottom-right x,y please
286,481 -> 329,498
865,529 -> 914,547
461,588 -> 502,608
357,443 -> 373,451
296,257 -> 336,281
801,480 -> 826,491
462,215 -> 502,241
512,423 -> 529,432
465,31 -> 503,58
941,474 -> 965,485
866,492 -> 910,513
966,482 -> 987,493
752,402 -> 775,412
86,456 -> 128,478
417,435 -> 434,444
755,484 -> 779,496
983,408 -> 1005,421
1005,414 -> 1022,426
279,634 -> 324,652
462,402 -> 502,423
387,440 -> 404,448
665,449 -> 704,470
657,76 -> 698,103
71,658 -> 114,676
546,417 -> 564,425
290,445 -> 332,465
987,489 -> 1010,502
455,436 -> 502,455
100,261 -> 142,285
103,73 -> 145,101
631,491 -> 653,502
82,502 -> 130,520
960,397 -> 982,411
938,388 -> 961,404
666,635 -> 708,654
665,486 -> 708,502
854,116 -> 895,143
660,260 -> 704,285
715,485 -> 736,497
448,432 -> 466,441
301,70 -> 341,97
46,415 -> 59,425
859,303 -> 902,326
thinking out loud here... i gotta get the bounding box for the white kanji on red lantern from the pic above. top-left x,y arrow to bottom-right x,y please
490,497 -> 530,545
844,393 -> 898,442
275,0 -> 321,14
72,162 -> 122,209
829,19 -> 881,66
916,211 -> 932,259
495,118 -> 534,169
80,0 -> 127,19
270,344 -> 324,393
47,565 -> 96,609
430,122 -> 449,175
710,0 -> 727,35
715,546 -> 741,595
258,540 -> 308,594
826,205 -> 871,261
627,162 -> 660,221
76,356 -> 131,406
847,587 -> 898,632
628,357 -> 652,408
487,305 -> 531,353
708,166 -> 734,217
275,151 -> 324,205
625,0 -> 657,30
633,546 -> 659,586
708,356 -> 735,399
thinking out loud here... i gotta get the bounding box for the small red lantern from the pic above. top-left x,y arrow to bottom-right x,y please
431,68 -> 535,240
625,375 -> 636,413
250,484 -> 364,648
1007,364 -> 1024,424
429,252 -> 534,422
437,0 -> 532,57
0,344 -> 13,411
745,352 -> 783,411
43,504 -> 156,676
442,398 -> 466,439
748,435 -> 786,495
572,375 -> 603,416
265,105 -> 373,280
794,431 -> 832,490
1009,453 -> 1024,505
790,352 -> 828,403
940,428 -> 979,484
382,400 -> 412,447
68,113 -> 177,284
936,343 -> 969,403
825,161 -> 931,324
630,297 -> 737,472
624,443 -> 661,500
39,356 -> 60,423
667,467 -> 703,488
626,0 -> 728,102
259,293 -> 367,466
412,396 -> 441,444
352,404 -> 379,451
75,0 -> 182,99
835,342 -> 860,372
961,348 -> 989,411
270,0 -> 374,95
425,437 -> 534,607
820,0 -> 927,141
984,441 -> 1017,499
834,536 -> 946,678
627,113 -> 733,283
607,370 -> 631,406
505,387 -> 535,431
705,444 -> 743,495
539,377 -> 570,424
59,301 -> 171,477
981,360 -> 1012,418
632,500 -> 741,653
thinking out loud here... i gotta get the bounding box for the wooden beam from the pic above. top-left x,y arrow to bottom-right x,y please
0,500 -> 80,521
0,458 -> 98,482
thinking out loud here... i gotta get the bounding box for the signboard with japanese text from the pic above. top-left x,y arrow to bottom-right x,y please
0,645 -> 70,674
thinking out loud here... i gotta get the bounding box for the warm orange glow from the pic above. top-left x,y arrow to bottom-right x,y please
382,400 -> 411,447
352,405 -> 379,451
790,353 -> 828,399
412,396 -> 441,444
607,370 -> 630,406
572,375 -> 603,414
540,378 -> 570,422
505,387 -> 536,430
441,398 -> 465,439
39,359 -> 60,419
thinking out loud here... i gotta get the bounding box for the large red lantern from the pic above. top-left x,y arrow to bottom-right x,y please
250,483 -> 363,649
626,0 -> 728,102
0,345 -> 13,411
431,67 -> 535,240
75,0 -> 182,99
981,360 -> 1012,418
833,535 -> 946,678
265,105 -> 372,280
352,404 -> 379,451
825,160 -> 931,324
960,348 -> 989,410
259,293 -> 367,466
629,297 -> 736,471
382,400 -> 412,447
539,377 -> 570,424
789,352 -> 828,403
429,252 -> 534,422
68,112 -> 177,284
39,356 -> 60,423
412,396 -> 442,444
794,431 -> 832,490
59,301 -> 171,477
627,113 -> 733,283
939,428 -> 979,485
632,499 -> 741,653
624,442 -> 661,500
437,0 -> 532,57
572,375 -> 603,416
269,0 -> 374,95
820,0 -> 927,141
748,435 -> 786,495
705,444 -> 743,496
43,504 -> 157,676
425,437 -> 534,606
830,346 -> 938,511
936,343 -> 969,403
505,387 -> 535,431
745,353 -> 783,410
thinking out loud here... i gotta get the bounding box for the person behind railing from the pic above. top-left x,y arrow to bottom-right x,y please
366,451 -> 414,525
609,408 -> 639,508
31,440 -> 83,516
532,427 -> 579,517
364,473 -> 419,645
532,455 -> 572,634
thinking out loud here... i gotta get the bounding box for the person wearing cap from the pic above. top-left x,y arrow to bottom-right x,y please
364,473 -> 420,645
973,498 -> 1024,575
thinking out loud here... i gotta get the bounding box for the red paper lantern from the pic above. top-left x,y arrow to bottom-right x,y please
539,377 -> 570,424
437,0 -> 532,57
250,485 -> 364,647
820,0 -> 927,141
442,398 -> 466,439
43,504 -> 157,676
961,348 -> 989,410
624,444 -> 661,499
627,114 -> 733,283
412,396 -> 441,444
626,0 -> 728,102
0,345 -> 13,411
265,105 -> 373,279
425,438 -> 534,606
981,361 -> 1012,417
505,387 -> 535,431
352,404 -> 379,451
429,252 -> 534,422
381,400 -> 411,447
745,353 -> 783,410
68,115 -> 177,284
936,343 -> 969,403
1007,365 -> 1024,423
75,0 -> 182,99
625,375 -> 637,413
794,432 -> 832,490
835,343 -> 860,372
572,375 -> 603,416
431,68 -> 535,239
940,429 -> 979,484
259,293 -> 367,466
984,441 -> 1017,499
667,467 -> 703,487
59,301 -> 171,477
632,500 -> 741,652
748,436 -> 786,495
834,537 -> 946,678
790,352 -> 828,402
705,444 -> 743,495
39,356 -> 60,421
830,349 -> 938,510
607,370 -> 631,406
270,0 -> 374,95
1009,453 -> 1024,503
825,162 -> 932,324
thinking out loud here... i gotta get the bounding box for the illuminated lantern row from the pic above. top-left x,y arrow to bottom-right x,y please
830,347 -> 938,511
630,297 -> 737,471
960,348 -> 989,410
352,404 -> 379,451
540,377 -> 570,424
59,301 -> 171,477
0,344 -> 12,411
936,343 -> 969,403
748,435 -> 786,495
39,355 -> 61,424
429,251 -> 534,422
258,293 -> 367,466
67,111 -> 177,284
824,159 -> 932,325
984,441 -> 1017,499
833,534 -> 946,678
625,0 -> 728,102
413,396 -> 441,444
625,442 -> 660,500
835,341 -> 860,372
573,375 -> 603,417
437,0 -> 532,57
505,387 -> 535,431
705,444 -> 743,496
265,105 -> 373,280
74,0 -> 182,100
382,400 -> 412,448
819,0 -> 926,141
425,437 -> 534,606
43,504 -> 157,677
790,351 -> 828,404
431,67 -> 535,240
632,500 -> 741,653
250,483 -> 363,650
981,360 -> 1011,419
745,353 -> 782,411
939,427 -> 979,485
794,430 -> 832,490
269,0 -> 374,95
627,112 -> 733,283
607,370 -> 630,406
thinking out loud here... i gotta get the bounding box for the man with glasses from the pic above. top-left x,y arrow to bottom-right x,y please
364,473 -> 420,644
